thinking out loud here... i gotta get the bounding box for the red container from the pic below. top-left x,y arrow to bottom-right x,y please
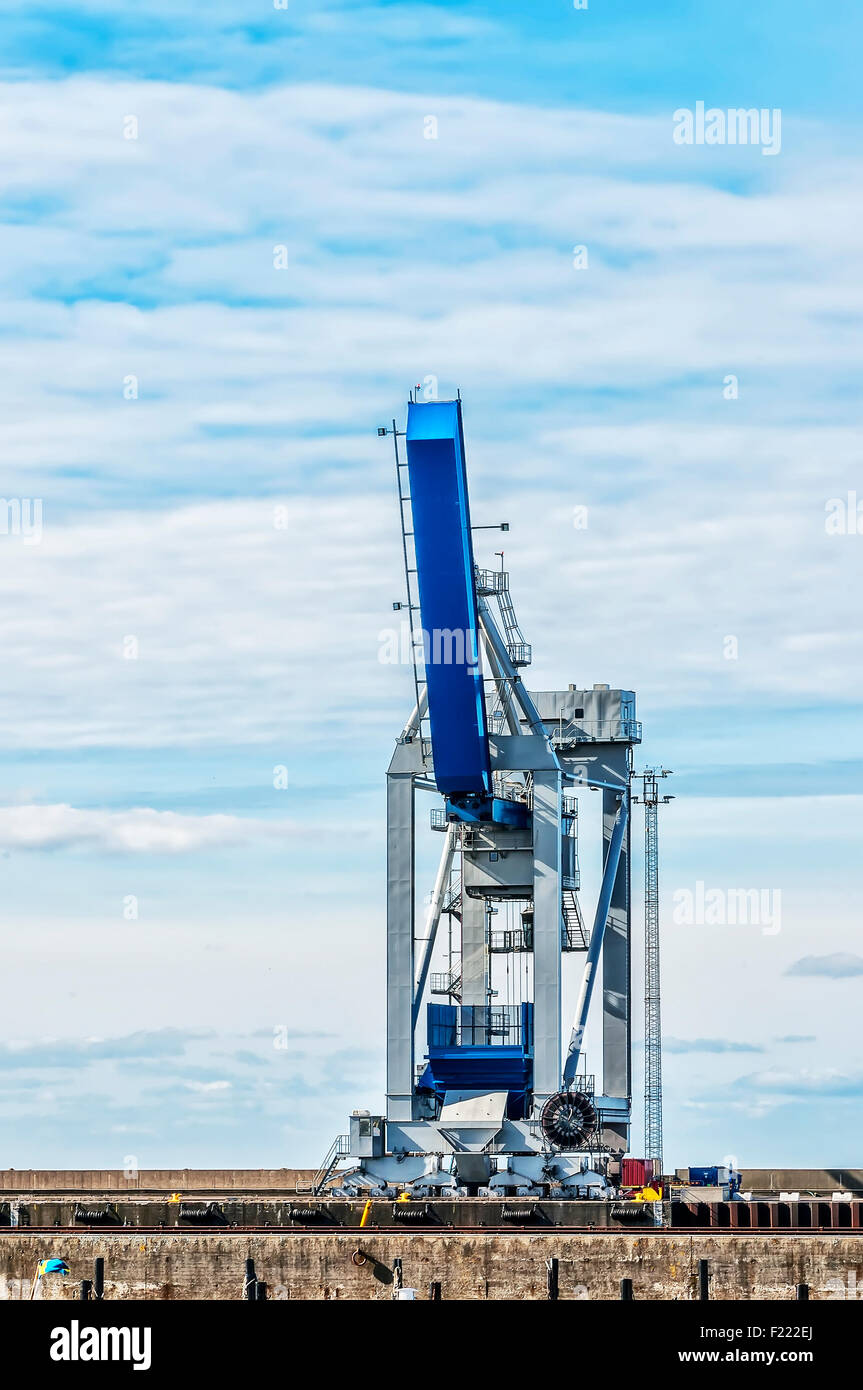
621,1158 -> 655,1188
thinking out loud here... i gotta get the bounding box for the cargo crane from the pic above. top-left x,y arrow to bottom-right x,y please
330,397 -> 645,1198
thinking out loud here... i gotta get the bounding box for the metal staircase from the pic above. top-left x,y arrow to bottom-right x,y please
562,888 -> 589,951
443,882 -> 462,918
497,584 -> 532,667
303,1133 -> 351,1196
475,567 -> 532,667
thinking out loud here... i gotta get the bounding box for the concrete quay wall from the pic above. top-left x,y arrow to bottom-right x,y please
1,1232 -> 861,1301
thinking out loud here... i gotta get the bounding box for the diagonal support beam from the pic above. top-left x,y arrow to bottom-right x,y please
400,688 -> 429,742
479,623 -> 522,737
477,601 -> 561,768
563,795 -> 629,1088
413,823 -> 457,1027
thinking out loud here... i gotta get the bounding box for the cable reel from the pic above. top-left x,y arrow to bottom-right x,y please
540,1090 -> 597,1150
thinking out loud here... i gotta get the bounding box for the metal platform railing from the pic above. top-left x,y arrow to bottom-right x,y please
489,927 -> 533,954
430,970 -> 461,997
428,1003 -> 527,1048
475,568 -> 508,595
550,718 -> 643,745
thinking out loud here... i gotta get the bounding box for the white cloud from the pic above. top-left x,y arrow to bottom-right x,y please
0,80 -> 856,749
303,4 -> 500,42
787,953 -> 863,979
0,495 -> 400,748
0,469 -> 858,749
736,1067 -> 863,1096
660,795 -> 863,845
0,79 -> 859,511
0,802 -> 302,852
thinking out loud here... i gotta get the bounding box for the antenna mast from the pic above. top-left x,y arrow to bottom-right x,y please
634,768 -> 673,1172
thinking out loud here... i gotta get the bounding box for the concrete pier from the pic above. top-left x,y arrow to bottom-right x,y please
2,1231 -> 862,1300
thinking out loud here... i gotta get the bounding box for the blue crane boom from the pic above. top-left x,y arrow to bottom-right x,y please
405,400 -> 492,800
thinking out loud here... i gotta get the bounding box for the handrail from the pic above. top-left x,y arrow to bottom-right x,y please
308,1134 -> 351,1196
550,718 -> 643,744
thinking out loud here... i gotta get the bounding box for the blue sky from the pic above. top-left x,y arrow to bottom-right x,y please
0,0 -> 862,1173
5,1 -> 860,116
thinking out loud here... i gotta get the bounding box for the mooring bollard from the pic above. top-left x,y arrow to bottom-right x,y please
796,1283 -> 809,1301
244,1257 -> 257,1300
698,1258 -> 710,1301
429,1281 -> 442,1301
546,1257 -> 559,1301
79,1279 -> 92,1301
620,1277 -> 633,1301
93,1256 -> 104,1302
